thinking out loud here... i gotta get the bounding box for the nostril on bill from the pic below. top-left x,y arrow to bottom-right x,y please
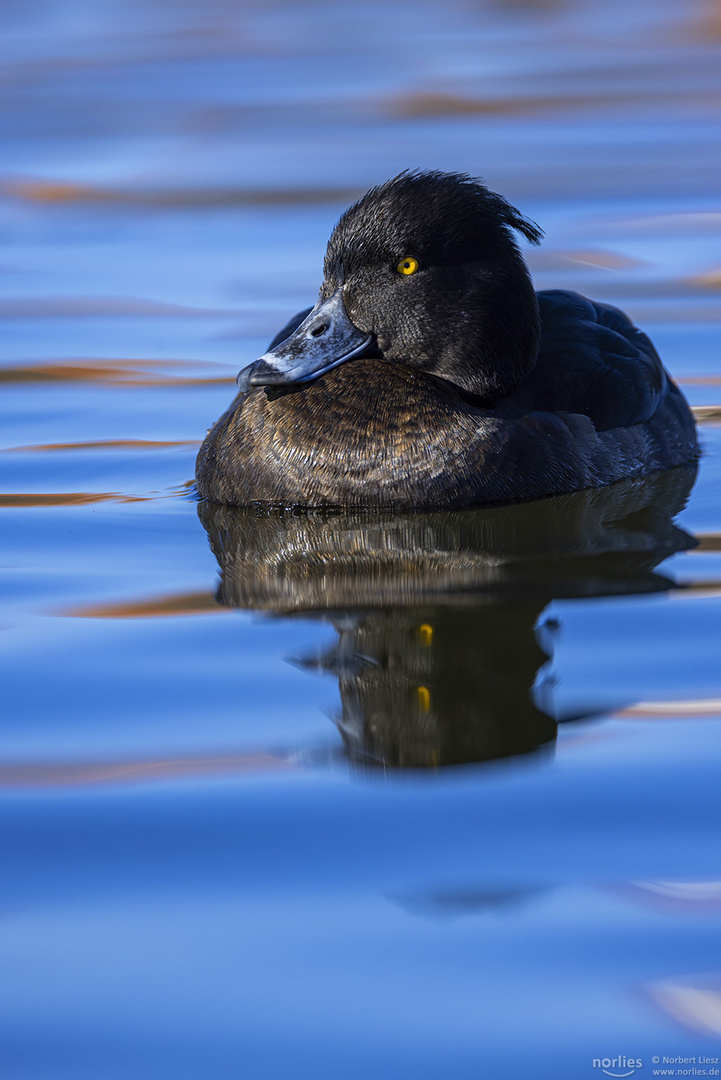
310,324 -> 327,338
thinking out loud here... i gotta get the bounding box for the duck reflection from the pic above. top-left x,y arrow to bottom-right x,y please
198,467 -> 697,771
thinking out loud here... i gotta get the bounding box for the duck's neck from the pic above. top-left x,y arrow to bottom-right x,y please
459,255 -> 541,404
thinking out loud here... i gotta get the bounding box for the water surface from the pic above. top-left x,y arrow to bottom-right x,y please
2,1 -> 721,1077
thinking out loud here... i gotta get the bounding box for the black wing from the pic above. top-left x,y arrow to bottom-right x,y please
507,290 -> 668,431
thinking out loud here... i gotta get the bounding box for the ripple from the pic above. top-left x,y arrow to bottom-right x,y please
0,298 -> 232,319
0,752 -> 295,789
646,976 -> 721,1038
615,698 -> 721,718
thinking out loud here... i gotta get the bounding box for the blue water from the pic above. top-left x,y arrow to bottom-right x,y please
2,1 -> 721,1077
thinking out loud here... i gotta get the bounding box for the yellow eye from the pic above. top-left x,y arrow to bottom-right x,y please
396,256 -> 419,276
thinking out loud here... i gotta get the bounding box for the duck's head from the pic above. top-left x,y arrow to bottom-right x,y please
239,171 -> 543,403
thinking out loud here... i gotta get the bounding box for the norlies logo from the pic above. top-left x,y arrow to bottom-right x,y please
593,1057 -> 643,1078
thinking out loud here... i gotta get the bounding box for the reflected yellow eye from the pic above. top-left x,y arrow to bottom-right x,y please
416,686 -> 431,713
396,256 -> 420,276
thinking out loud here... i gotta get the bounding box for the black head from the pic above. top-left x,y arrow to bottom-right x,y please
240,171 -> 543,402
322,171 -> 543,401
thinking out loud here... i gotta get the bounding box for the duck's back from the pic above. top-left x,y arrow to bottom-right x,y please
504,290 -> 668,431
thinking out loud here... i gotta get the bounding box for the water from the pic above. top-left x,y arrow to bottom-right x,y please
2,0 -> 721,1076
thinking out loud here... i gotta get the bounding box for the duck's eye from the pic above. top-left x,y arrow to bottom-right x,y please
396,256 -> 420,276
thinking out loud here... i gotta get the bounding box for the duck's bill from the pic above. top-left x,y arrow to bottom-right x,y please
236,290 -> 373,391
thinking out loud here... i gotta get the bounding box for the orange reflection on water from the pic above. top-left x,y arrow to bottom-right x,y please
0,491 -> 151,507
57,590 -> 222,619
2,176 -> 363,209
388,88 -> 715,119
696,533 -> 721,551
4,439 -> 201,453
0,359 -> 233,387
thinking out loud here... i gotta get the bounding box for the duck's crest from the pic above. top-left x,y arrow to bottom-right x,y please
324,170 -> 543,278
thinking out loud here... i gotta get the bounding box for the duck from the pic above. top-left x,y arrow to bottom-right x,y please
196,170 -> 698,509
